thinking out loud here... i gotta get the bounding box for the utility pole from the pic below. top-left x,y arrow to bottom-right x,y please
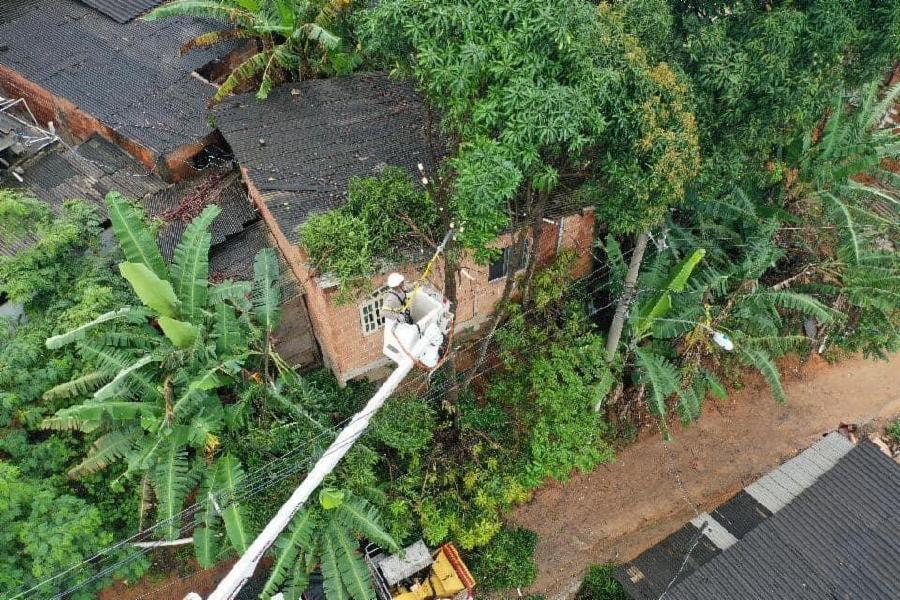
201,358 -> 416,600
605,231 -> 650,362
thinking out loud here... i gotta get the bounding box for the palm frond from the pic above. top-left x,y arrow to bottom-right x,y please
93,355 -> 157,401
261,509 -> 316,599
181,28 -> 254,54
213,303 -> 244,355
295,23 -> 340,49
868,81 -> 900,130
78,343 -> 161,399
45,307 -> 146,349
102,331 -> 160,350
193,470 -> 223,569
634,249 -> 705,340
209,280 -> 252,308
152,439 -> 199,540
106,192 -> 168,279
634,347 -> 680,417
171,205 -> 221,321
158,316 -> 200,349
120,262 -> 180,319
144,0 -> 253,23
68,428 -> 138,478
214,455 -> 251,553
750,290 -> 838,323
821,192 -> 860,263
43,371 -> 110,401
42,402 -> 163,432
739,348 -> 785,404
321,529 -> 351,600
329,523 -> 374,600
192,526 -> 219,569
336,497 -> 398,553
253,248 -> 282,334
738,334 -> 810,356
212,50 -> 273,104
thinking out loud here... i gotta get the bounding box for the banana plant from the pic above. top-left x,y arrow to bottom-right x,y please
40,192 -> 282,540
145,0 -> 355,103
257,488 -> 399,600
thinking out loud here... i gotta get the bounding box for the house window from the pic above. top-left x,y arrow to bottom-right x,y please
359,288 -> 386,335
488,240 -> 531,282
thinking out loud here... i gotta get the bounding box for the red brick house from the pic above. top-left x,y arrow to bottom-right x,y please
216,73 -> 596,384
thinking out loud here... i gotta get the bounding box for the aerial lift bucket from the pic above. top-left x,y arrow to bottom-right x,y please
383,286 -> 452,369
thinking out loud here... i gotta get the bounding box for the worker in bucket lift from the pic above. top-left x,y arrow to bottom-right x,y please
383,272 -> 413,325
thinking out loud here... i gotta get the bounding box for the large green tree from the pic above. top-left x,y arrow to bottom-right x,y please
362,0 -> 701,392
617,0 -> 900,201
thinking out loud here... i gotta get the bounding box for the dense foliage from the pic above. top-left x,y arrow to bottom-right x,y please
298,167 -> 439,299
0,196 -> 147,598
40,193 -> 285,551
467,526 -> 539,592
576,564 -> 628,600
364,0 -> 700,253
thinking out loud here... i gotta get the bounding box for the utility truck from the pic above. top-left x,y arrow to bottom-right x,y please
367,541 -> 476,600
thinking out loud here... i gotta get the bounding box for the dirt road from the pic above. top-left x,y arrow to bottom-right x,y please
509,354 -> 900,599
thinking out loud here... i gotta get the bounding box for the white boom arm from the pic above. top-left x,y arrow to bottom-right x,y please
191,230 -> 456,600
200,358 -> 414,600
193,309 -> 450,600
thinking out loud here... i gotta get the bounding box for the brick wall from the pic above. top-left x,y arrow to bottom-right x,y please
247,166 -> 598,384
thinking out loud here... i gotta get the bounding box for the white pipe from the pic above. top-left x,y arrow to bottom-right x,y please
198,356 -> 416,600
132,537 -> 194,549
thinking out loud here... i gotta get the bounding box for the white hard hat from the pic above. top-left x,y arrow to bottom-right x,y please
387,272 -> 405,288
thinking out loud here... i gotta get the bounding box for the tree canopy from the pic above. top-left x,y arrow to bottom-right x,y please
363,0 -> 701,247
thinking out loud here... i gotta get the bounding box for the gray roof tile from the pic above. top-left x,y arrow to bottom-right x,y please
0,0 -> 230,153
80,0 -> 164,23
215,73 -> 438,239
666,442 -> 900,600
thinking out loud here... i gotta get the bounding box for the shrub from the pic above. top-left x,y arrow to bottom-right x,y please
468,526 -> 539,592
886,418 -> 900,444
370,393 -> 437,456
576,564 -> 628,600
298,210 -> 375,299
298,167 -> 438,301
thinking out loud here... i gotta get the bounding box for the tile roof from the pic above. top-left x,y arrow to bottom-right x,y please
618,436 -> 900,600
215,72 -> 437,240
80,0 -> 164,23
0,0 -> 230,154
1,133 -> 267,287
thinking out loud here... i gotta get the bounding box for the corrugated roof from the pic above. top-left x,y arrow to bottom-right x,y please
619,440 -> 900,600
80,0 -> 164,23
5,134 -> 166,216
0,0 -> 231,153
0,0 -> 41,25
215,73 -> 438,240
1,134 -> 269,287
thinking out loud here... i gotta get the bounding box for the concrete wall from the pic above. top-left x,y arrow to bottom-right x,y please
246,165 -> 597,384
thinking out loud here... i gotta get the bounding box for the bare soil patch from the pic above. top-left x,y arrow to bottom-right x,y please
509,354 -> 900,599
